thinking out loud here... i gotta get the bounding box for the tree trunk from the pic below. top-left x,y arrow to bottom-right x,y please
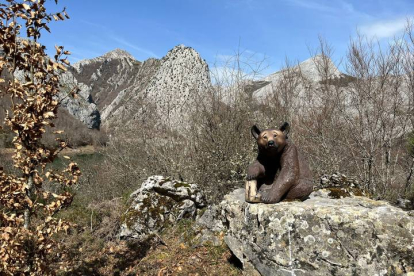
368,156 -> 374,193
405,157 -> 414,194
24,175 -> 34,229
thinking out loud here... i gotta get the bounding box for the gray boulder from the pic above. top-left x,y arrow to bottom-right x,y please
119,176 -> 206,240
319,172 -> 361,188
194,205 -> 227,247
221,188 -> 414,276
396,198 -> 413,210
196,205 -> 226,232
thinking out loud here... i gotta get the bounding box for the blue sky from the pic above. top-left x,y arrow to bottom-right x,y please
40,0 -> 414,75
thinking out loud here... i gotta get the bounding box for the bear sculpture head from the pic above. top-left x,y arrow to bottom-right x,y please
251,122 -> 290,154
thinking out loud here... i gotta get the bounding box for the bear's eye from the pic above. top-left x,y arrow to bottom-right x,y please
273,134 -> 277,138
263,136 -> 267,140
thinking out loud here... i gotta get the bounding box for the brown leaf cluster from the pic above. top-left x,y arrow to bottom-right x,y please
0,1 -> 80,275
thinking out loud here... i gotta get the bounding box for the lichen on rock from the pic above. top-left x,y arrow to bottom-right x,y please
220,188 -> 414,276
119,176 -> 206,240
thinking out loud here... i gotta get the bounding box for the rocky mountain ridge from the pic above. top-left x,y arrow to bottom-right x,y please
58,48 -> 349,131
60,45 -> 211,131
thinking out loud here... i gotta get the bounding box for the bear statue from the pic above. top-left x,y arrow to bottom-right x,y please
245,122 -> 313,204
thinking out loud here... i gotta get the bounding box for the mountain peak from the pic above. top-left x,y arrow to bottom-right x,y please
162,44 -> 206,67
165,44 -> 198,56
102,48 -> 135,60
298,55 -> 341,80
72,48 -> 136,74
171,44 -> 190,51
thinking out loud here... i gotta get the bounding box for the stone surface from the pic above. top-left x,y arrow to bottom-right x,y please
11,64 -> 101,129
196,205 -> 225,232
221,188 -> 414,276
194,205 -> 227,247
119,176 -> 206,240
319,172 -> 361,189
396,198 -> 413,210
139,44 -> 211,130
59,70 -> 100,129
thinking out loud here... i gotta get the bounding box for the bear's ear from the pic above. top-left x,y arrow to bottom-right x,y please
279,122 -> 290,136
251,125 -> 261,140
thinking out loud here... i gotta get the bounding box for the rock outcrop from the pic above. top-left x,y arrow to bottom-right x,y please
99,57 -> 161,122
319,172 -> 361,188
103,45 -> 211,131
119,176 -> 206,240
58,48 -> 146,129
140,45 -> 211,129
218,188 -> 414,276
59,70 -> 100,129
8,64 -> 101,129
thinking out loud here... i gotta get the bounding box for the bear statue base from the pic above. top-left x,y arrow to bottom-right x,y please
245,180 -> 261,203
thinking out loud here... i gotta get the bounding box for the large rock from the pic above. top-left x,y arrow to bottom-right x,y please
119,176 -> 206,240
11,67 -> 101,129
221,188 -> 414,276
319,172 -> 361,189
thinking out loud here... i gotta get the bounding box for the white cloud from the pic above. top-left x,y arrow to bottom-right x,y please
215,54 -> 235,62
110,36 -> 160,58
79,20 -> 107,30
360,17 -> 408,39
288,0 -> 336,13
287,0 -> 372,20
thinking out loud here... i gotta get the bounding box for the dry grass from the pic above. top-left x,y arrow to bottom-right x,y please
57,200 -> 241,276
130,221 -> 241,276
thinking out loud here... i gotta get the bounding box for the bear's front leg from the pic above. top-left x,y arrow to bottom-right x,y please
245,160 -> 265,203
246,160 -> 265,181
260,144 -> 300,204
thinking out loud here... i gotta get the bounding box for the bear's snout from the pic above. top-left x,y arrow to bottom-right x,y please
268,140 -> 277,147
